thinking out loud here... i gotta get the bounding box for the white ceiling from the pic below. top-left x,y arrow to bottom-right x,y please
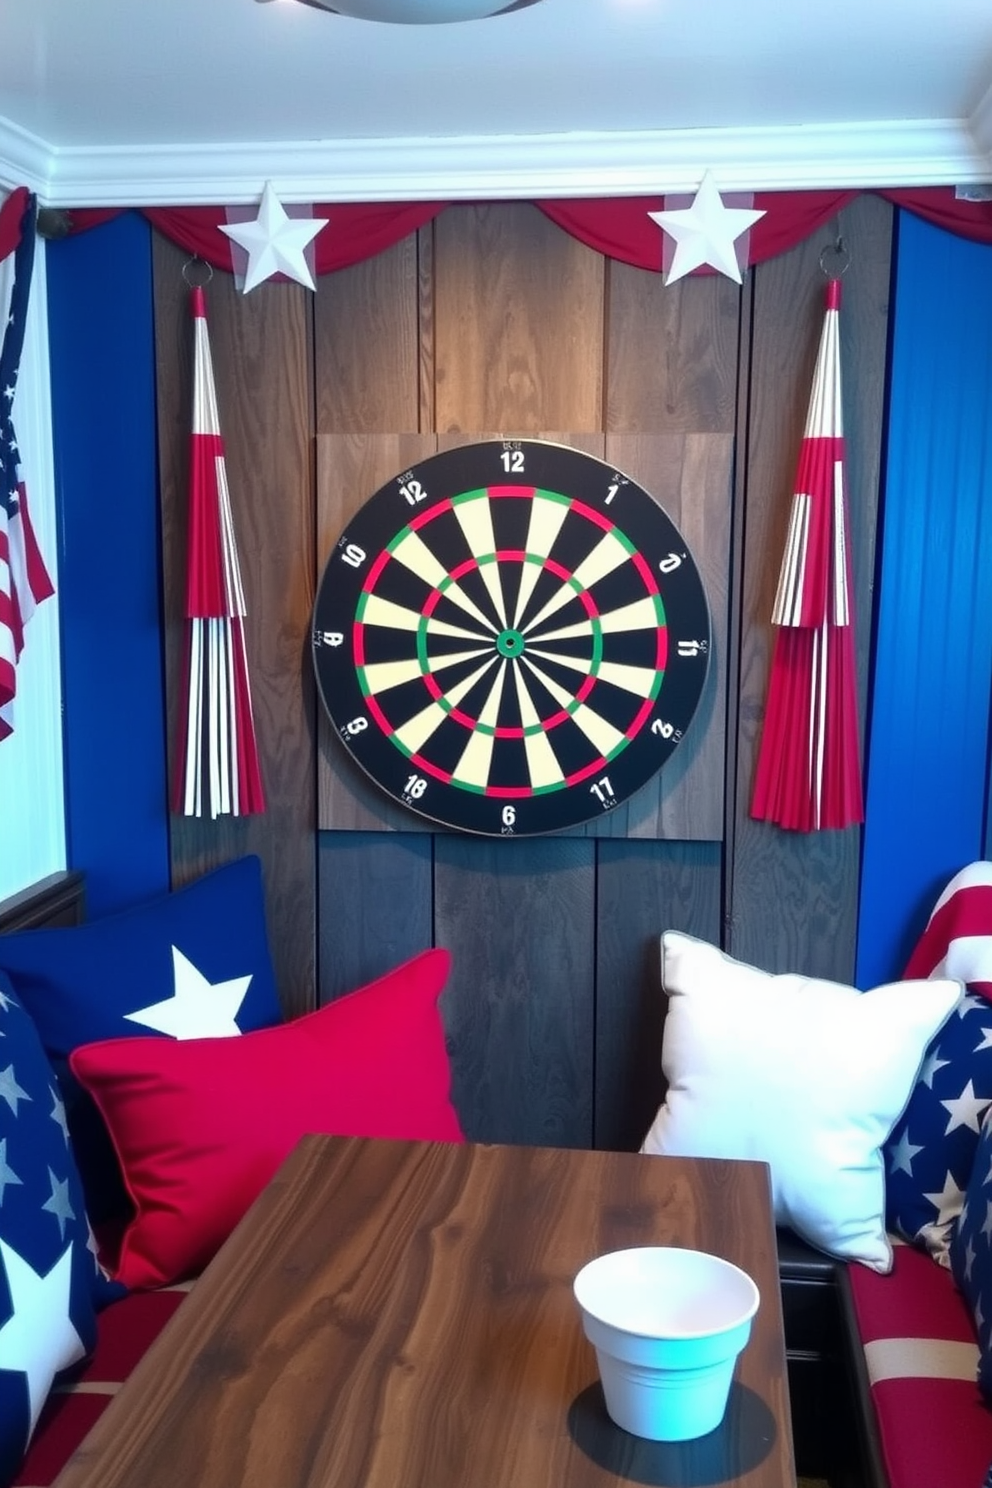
1,0 -> 991,206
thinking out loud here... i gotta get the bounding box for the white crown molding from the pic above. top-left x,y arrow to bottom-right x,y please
1,116 -> 991,206
969,81 -> 992,168
0,118 -> 56,198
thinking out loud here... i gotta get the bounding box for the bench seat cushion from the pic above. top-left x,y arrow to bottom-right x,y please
11,1286 -> 188,1487
847,1243 -> 992,1488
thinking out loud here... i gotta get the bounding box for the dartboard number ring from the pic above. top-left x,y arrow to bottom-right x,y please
312,440 -> 710,836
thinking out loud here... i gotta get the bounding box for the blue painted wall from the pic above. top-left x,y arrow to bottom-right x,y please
856,212 -> 992,987
46,212 -> 170,916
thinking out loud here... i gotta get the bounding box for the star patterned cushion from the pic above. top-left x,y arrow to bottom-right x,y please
0,970 -> 120,1488
885,991 -> 992,1265
0,856 -> 284,1225
69,949 -> 464,1290
949,1105 -> 992,1400
640,933 -> 961,1271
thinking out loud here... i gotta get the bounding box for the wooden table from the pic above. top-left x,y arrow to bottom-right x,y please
54,1137 -> 796,1488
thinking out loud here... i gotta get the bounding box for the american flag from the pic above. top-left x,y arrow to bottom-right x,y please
903,859 -> 992,998
0,189 -> 55,742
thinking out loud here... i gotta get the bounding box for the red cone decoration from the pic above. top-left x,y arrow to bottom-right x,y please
751,277 -> 863,832
173,285 -> 265,818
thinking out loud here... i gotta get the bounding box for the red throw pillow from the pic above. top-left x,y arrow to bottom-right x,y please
70,949 -> 464,1290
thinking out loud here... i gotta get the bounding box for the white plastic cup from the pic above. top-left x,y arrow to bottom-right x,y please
573,1246 -> 760,1441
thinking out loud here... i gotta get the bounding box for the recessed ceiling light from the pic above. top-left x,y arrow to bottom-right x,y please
258,0 -> 543,20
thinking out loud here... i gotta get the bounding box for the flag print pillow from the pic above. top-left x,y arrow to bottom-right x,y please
949,1105 -> 992,1400
885,991 -> 992,1265
0,857 -> 283,1224
0,972 -> 119,1487
886,863 -> 992,1264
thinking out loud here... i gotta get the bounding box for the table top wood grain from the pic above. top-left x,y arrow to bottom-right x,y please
54,1137 -> 796,1488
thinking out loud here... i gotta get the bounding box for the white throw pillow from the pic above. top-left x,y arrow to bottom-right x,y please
640,933 -> 962,1271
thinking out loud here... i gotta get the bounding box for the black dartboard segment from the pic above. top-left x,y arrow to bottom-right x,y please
312,440 -> 710,836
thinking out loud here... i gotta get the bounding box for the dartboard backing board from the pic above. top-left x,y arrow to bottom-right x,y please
312,439 -> 710,837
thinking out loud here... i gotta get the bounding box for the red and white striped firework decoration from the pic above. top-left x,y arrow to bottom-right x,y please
750,275 -> 863,831
173,284 -> 265,817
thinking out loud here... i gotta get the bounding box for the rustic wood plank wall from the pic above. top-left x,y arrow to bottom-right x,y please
153,252 -> 317,1021
728,194 -> 892,979
152,194 -> 893,1151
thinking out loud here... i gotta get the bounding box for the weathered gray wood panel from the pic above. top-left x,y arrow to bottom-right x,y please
594,840 -> 722,1152
433,203 -> 605,433
317,832 -> 433,1005
315,430 -> 727,841
727,194 -> 893,980
434,834 -> 595,1148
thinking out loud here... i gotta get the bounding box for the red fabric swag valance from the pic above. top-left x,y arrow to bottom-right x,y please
8,185 -> 992,276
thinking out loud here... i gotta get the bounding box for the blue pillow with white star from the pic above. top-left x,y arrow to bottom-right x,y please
949,1105 -> 992,1399
885,989 -> 992,1266
0,856 -> 283,1225
0,970 -> 120,1486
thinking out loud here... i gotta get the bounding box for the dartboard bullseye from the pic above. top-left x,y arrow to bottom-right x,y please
312,440 -> 710,836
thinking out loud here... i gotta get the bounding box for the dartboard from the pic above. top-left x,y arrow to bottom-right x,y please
312,440 -> 710,836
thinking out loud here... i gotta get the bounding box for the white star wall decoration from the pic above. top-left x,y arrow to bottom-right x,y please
219,182 -> 329,294
648,172 -> 766,285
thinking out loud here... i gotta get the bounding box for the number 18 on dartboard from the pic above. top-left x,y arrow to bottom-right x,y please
312,440 -> 710,836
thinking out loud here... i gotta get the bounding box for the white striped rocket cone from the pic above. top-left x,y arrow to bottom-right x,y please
172,285 -> 265,818
751,276 -> 863,831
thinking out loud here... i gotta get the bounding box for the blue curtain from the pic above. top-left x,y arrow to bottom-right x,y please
47,212 -> 170,916
857,211 -> 992,986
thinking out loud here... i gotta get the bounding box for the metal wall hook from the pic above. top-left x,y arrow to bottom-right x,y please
819,236 -> 850,278
182,256 -> 214,288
